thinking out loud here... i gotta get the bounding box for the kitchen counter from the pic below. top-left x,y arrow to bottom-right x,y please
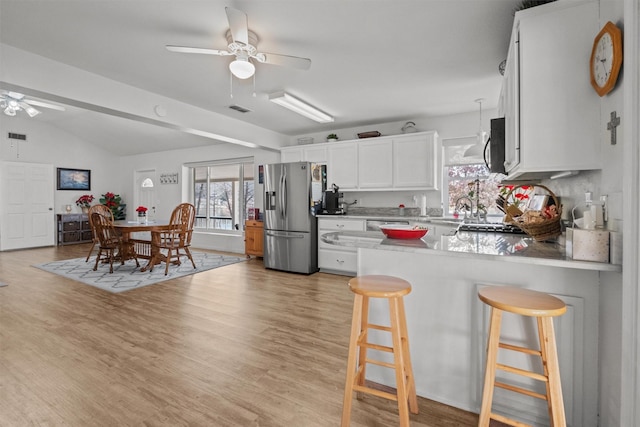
333,227 -> 617,425
320,230 -> 621,272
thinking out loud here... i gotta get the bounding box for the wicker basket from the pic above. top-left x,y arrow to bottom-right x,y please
503,184 -> 562,241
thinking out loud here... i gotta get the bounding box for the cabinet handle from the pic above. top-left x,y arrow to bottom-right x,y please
336,259 -> 344,264
337,224 -> 344,229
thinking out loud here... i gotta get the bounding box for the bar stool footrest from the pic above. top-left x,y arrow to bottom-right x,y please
495,381 -> 548,401
490,412 -> 534,427
353,384 -> 398,402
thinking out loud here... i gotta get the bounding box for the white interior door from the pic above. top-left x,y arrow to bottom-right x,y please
0,161 -> 55,250
135,169 -> 156,220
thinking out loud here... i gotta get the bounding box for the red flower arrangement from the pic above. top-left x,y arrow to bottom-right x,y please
75,194 -> 94,208
499,185 -> 531,209
136,206 -> 148,214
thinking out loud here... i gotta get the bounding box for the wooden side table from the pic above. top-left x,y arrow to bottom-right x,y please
244,220 -> 264,258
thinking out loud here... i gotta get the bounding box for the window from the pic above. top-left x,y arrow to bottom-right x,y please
189,159 -> 254,232
445,164 -> 502,216
442,137 -> 503,218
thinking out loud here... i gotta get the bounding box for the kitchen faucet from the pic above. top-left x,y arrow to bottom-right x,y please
454,179 -> 487,223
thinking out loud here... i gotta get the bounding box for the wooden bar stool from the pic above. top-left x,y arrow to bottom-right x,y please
341,275 -> 418,427
478,286 -> 567,427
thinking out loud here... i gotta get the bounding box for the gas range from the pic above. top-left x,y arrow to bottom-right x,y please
456,222 -> 527,235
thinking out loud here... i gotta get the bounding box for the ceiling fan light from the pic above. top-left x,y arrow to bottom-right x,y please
4,106 -> 16,116
229,58 -> 255,79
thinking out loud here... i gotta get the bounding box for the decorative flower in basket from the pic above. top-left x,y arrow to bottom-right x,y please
502,184 -> 562,241
75,194 -> 94,208
136,206 -> 148,215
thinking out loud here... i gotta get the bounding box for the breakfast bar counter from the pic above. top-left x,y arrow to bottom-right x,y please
322,229 -> 620,426
320,230 -> 621,272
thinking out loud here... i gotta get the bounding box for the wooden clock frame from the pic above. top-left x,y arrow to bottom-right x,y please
590,21 -> 623,97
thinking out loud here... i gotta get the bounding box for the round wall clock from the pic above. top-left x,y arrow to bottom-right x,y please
590,21 -> 623,97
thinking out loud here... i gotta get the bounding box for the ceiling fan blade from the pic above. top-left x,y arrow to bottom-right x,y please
18,101 -> 40,117
6,91 -> 25,100
166,45 -> 232,56
255,52 -> 311,70
23,99 -> 66,111
225,7 -> 249,46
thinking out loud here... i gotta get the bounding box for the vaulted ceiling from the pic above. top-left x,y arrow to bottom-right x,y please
0,0 -> 520,155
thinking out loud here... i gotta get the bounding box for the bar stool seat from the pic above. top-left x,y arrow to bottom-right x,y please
478,286 -> 567,427
341,275 -> 418,427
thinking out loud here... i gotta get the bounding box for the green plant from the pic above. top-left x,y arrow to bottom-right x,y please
327,133 -> 338,140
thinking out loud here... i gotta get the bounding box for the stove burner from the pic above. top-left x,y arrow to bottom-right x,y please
457,223 -> 527,235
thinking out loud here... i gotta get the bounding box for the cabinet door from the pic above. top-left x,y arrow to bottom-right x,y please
502,26 -> 520,174
393,133 -> 437,189
304,146 -> 328,163
281,147 -> 304,163
327,143 -> 358,190
358,139 -> 393,188
510,1 -> 599,177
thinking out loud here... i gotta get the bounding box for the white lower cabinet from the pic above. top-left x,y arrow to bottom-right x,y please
317,217 -> 365,275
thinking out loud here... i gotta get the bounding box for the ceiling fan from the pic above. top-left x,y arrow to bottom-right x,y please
0,91 -> 66,117
166,7 -> 311,80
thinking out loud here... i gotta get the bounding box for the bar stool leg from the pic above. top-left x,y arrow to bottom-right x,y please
397,297 -> 418,414
540,316 -> 566,427
356,295 -> 370,399
341,294 -> 363,427
389,296 -> 410,427
479,307 -> 503,427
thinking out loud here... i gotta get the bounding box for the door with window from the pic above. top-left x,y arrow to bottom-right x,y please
135,169 -> 156,221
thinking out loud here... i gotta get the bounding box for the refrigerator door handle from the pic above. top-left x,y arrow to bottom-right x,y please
279,174 -> 285,220
282,173 -> 288,219
265,232 -> 304,239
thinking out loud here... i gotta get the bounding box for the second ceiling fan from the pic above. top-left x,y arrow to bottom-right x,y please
166,7 -> 311,79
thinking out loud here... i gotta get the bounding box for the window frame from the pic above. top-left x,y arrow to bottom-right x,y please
187,157 -> 254,235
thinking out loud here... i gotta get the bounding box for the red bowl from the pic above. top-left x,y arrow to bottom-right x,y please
379,224 -> 429,240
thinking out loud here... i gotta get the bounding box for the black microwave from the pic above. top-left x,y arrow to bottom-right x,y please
484,117 -> 506,174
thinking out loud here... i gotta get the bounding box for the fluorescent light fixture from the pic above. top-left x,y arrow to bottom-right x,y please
269,92 -> 333,123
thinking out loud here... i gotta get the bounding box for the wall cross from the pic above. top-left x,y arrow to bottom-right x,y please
607,111 -> 621,145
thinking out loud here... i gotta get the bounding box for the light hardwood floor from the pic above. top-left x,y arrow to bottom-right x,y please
0,244 -> 482,426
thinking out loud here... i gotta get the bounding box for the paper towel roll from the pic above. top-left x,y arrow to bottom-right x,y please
420,195 -> 427,216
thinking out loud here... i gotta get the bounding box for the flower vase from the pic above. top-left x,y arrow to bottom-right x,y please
81,206 -> 89,214
137,212 -> 147,224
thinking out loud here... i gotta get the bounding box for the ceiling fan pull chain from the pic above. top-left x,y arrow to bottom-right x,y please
252,73 -> 256,97
230,72 -> 233,99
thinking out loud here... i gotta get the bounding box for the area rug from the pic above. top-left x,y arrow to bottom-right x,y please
34,252 -> 245,293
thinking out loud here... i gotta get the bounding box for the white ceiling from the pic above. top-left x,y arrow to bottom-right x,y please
0,0 -> 521,155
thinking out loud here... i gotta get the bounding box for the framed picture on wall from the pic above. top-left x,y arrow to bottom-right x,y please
57,168 -> 91,191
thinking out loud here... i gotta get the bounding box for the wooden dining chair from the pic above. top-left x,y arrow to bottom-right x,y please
154,203 -> 196,275
85,204 -> 114,262
92,212 -> 139,273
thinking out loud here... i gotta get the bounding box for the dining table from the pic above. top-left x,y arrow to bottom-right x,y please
113,220 -> 172,272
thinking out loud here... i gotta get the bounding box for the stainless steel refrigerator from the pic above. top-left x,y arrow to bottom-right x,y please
263,162 -> 318,274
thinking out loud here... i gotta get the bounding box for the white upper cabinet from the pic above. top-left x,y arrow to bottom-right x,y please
502,1 -> 600,179
280,145 -> 327,163
281,131 -> 438,191
393,132 -> 438,189
358,139 -> 393,188
280,147 -> 304,163
327,143 -> 358,190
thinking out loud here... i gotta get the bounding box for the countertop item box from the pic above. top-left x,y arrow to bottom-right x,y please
566,228 -> 610,263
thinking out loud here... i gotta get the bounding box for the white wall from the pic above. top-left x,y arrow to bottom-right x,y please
0,114 -> 122,213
